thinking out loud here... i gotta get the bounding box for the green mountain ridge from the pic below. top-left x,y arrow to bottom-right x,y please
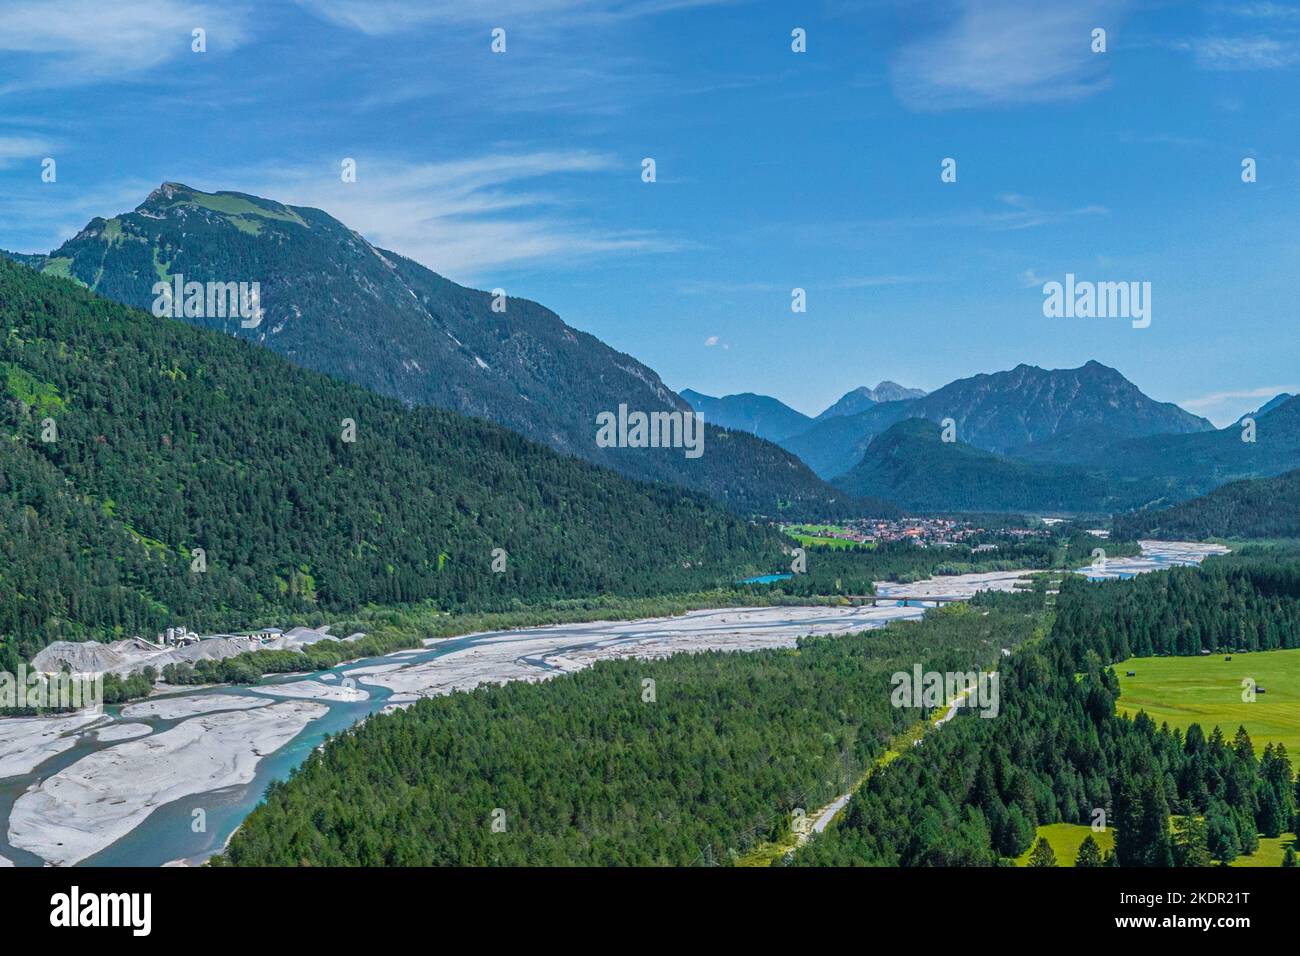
1018,395 -> 1300,501
1114,468 -> 1300,540
832,418 -> 1112,513
832,395 -> 1300,514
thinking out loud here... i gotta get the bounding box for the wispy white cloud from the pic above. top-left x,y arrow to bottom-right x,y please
1168,1 -> 1300,71
856,194 -> 1108,233
240,152 -> 679,281
1172,35 -> 1300,70
889,0 -> 1128,111
1018,268 -> 1047,288
1179,385 -> 1297,427
299,0 -> 740,118
1214,2 -> 1300,20
0,0 -> 252,92
0,135 -> 56,169
295,0 -> 727,34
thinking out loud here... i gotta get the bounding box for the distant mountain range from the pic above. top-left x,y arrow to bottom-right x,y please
1050,394 -> 1300,504
678,380 -> 928,444
685,362 -> 1300,515
1238,393 -> 1293,423
3,183 -> 858,519
778,361 -> 1214,480
829,391 -> 1300,515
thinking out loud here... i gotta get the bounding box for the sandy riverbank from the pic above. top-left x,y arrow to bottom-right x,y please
94,723 -> 153,743
874,569 -> 1037,598
364,605 -> 925,700
7,700 -> 326,866
120,693 -> 271,720
1084,539 -> 1232,578
0,713 -> 104,780
254,680 -> 369,703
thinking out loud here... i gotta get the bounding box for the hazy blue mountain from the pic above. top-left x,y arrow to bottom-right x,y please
781,361 -> 1213,479
1089,395 -> 1300,506
815,381 -> 927,420
833,392 -> 1300,514
5,183 -> 855,519
833,418 -> 1111,513
678,389 -> 814,442
780,400 -> 918,479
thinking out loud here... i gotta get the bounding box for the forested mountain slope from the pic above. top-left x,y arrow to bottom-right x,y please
832,418 -> 1111,513
218,594 -> 1041,866
795,558 -> 1300,866
1114,469 -> 1300,541
0,259 -> 786,669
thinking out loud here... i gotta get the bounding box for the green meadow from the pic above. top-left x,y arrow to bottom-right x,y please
1015,823 -> 1295,867
1014,823 -> 1114,866
783,524 -> 871,550
1116,648 -> 1300,754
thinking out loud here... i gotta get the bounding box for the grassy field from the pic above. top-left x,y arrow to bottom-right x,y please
1014,823 -> 1115,866
782,524 -> 872,550
1115,648 -> 1300,754
1229,831 -> 1297,867
1016,823 -> 1295,867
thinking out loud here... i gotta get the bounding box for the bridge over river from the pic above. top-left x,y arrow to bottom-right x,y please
845,593 -> 965,606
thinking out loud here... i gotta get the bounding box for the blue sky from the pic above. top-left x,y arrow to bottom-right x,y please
1,0 -> 1298,425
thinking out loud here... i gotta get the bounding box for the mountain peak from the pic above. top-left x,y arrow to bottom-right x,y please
26,187 -> 851,519
1238,393 -> 1295,423
815,381 -> 926,421
679,389 -> 814,443
142,182 -> 194,206
1079,359 -> 1125,379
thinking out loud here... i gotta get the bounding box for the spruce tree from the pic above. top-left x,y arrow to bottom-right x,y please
1028,837 -> 1058,867
1074,834 -> 1104,867
1173,816 -> 1212,867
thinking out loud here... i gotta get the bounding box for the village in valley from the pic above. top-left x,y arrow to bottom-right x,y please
782,516 -> 1059,550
